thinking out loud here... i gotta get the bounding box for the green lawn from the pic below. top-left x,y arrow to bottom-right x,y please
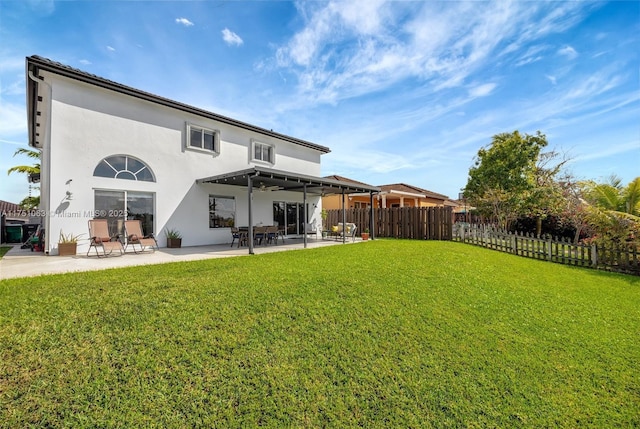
0,246 -> 11,259
1,240 -> 638,427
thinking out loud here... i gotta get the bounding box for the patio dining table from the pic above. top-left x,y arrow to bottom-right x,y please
236,226 -> 284,247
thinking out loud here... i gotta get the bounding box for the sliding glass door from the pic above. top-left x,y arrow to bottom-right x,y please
94,190 -> 154,238
273,201 -> 308,236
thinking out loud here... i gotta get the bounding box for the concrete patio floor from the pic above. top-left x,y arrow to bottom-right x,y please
0,238 -> 360,280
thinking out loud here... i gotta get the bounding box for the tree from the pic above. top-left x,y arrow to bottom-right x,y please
556,174 -> 591,243
580,176 -> 640,246
7,147 -> 40,210
464,131 -> 551,229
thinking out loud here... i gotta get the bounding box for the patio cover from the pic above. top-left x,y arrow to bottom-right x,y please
197,167 -> 380,253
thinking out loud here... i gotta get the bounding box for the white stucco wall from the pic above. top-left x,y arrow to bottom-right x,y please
40,71 -> 323,254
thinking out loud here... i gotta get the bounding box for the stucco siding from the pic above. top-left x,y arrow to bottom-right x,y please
41,69 -> 323,253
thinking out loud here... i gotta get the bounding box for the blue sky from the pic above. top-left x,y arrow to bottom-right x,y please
1,0 -> 638,204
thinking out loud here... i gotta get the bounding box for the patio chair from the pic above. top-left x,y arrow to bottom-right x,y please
253,226 -> 268,246
231,227 -> 247,247
124,220 -> 158,253
265,225 -> 280,245
87,219 -> 124,257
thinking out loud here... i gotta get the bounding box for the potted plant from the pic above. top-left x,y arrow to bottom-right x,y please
321,209 -> 328,238
165,228 -> 182,248
58,230 -> 83,256
361,228 -> 370,241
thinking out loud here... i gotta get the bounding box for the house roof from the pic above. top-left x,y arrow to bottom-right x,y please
25,55 -> 330,154
0,200 -> 30,222
0,200 -> 22,215
198,167 -> 380,195
323,175 -> 375,188
378,183 -> 449,200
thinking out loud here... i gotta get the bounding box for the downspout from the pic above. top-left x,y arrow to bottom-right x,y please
28,70 -> 52,255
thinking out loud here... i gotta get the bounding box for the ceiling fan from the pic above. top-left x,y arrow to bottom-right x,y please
258,182 -> 282,192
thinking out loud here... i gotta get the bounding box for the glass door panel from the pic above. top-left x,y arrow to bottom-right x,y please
127,192 -> 155,236
286,203 -> 298,235
273,202 -> 285,229
94,190 -> 125,237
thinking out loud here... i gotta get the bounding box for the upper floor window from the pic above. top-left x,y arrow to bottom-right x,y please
252,140 -> 274,164
187,123 -> 219,155
93,155 -> 155,182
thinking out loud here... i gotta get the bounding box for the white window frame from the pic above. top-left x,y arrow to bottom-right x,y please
251,139 -> 275,165
186,123 -> 220,155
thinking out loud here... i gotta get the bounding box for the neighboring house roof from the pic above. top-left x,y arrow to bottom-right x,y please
0,200 -> 29,222
25,55 -> 330,154
1,200 -> 22,214
378,183 -> 449,200
323,175 -> 375,188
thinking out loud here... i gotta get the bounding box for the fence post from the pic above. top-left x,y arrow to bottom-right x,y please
591,244 -> 597,267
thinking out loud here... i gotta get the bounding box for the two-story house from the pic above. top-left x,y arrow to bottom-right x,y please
26,56 -> 378,255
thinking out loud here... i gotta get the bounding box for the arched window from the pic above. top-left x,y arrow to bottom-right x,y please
93,155 -> 155,182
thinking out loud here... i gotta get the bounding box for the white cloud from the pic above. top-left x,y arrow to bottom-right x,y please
546,75 -> 557,85
79,59 -> 92,65
468,83 -> 497,98
222,28 -> 243,46
273,1 -> 592,106
175,17 -> 194,27
558,45 -> 578,60
575,140 -> 639,162
106,46 -> 115,52
514,44 -> 549,66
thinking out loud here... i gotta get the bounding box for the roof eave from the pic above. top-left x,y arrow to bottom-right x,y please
26,55 -> 331,154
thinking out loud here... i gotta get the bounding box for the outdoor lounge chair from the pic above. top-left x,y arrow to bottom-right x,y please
87,219 -> 124,257
124,220 -> 158,253
333,222 -> 357,242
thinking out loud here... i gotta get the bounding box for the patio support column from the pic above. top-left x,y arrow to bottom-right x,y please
247,175 -> 254,255
341,189 -> 346,244
369,191 -> 375,240
303,183 -> 307,248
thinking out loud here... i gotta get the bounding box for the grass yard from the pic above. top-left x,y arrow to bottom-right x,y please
1,240 -> 638,427
0,246 -> 11,259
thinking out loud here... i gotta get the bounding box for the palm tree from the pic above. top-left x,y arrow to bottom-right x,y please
585,175 -> 640,217
623,177 -> 640,216
7,148 -> 41,209
582,175 -> 640,245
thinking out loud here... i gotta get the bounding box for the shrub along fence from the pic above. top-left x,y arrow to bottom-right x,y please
453,223 -> 640,276
326,207 -> 453,240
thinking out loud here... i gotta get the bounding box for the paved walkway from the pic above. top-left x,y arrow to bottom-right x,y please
0,238 -> 355,280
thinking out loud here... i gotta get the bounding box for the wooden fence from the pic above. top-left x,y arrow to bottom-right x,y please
326,207 -> 453,240
453,224 -> 640,276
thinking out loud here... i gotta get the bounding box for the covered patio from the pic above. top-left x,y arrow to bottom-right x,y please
196,167 -> 380,254
0,237 -> 364,280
